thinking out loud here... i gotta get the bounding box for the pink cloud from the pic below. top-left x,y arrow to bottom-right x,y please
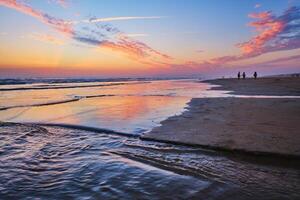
193,6 -> 300,68
238,7 -> 300,56
101,38 -> 172,64
0,0 -> 73,35
248,11 -> 270,19
238,11 -> 285,55
168,6 -> 300,74
102,40 -> 148,59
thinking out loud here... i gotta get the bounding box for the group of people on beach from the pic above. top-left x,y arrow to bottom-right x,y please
237,72 -> 257,79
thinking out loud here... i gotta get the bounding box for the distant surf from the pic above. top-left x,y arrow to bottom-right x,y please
0,81 -> 149,91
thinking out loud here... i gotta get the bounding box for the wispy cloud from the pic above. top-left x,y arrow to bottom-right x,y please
255,54 -> 300,65
126,31 -> 202,38
28,33 -> 65,45
125,33 -> 149,37
48,0 -> 69,8
0,0 -> 171,63
72,28 -> 171,60
254,4 -> 261,8
64,16 -> 164,25
74,27 -> 172,62
0,0 -> 73,35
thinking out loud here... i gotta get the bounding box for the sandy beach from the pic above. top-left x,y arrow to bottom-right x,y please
203,77 -> 300,95
142,77 -> 300,157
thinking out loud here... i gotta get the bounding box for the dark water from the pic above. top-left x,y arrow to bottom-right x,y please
0,123 -> 299,199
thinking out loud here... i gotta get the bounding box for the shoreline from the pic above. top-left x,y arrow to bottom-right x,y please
1,77 -> 299,158
143,77 -> 300,157
0,95 -> 115,111
0,122 -> 139,138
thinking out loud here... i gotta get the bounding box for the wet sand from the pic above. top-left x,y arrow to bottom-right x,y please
142,77 -> 300,157
203,77 -> 300,95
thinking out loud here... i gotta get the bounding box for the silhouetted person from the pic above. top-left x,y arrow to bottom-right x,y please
242,72 -> 246,79
254,72 -> 257,79
237,72 -> 241,79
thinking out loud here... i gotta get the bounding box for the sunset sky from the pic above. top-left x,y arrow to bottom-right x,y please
0,0 -> 299,78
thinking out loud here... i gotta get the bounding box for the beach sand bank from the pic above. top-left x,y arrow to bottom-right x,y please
203,77 -> 300,95
142,77 -> 300,157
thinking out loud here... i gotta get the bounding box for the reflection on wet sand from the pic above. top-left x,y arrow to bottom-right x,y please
0,95 -> 188,134
1,80 -> 212,134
